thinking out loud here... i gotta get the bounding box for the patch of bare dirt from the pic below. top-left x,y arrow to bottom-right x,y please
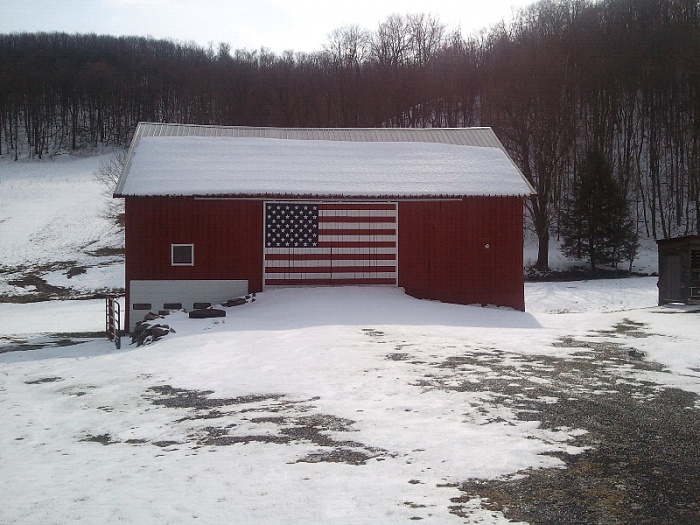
85,385 -> 393,465
455,387 -> 700,524
1,332 -> 105,354
525,267 -> 652,282
433,323 -> 700,525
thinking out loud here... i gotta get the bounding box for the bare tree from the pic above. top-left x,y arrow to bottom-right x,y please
324,25 -> 371,126
481,4 -> 578,272
407,13 -> 446,67
371,14 -> 413,67
325,25 -> 371,68
95,150 -> 127,229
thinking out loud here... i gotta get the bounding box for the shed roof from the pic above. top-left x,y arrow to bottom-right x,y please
656,235 -> 700,245
115,123 -> 535,198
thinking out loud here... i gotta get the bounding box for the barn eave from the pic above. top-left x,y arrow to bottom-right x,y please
115,191 -> 532,200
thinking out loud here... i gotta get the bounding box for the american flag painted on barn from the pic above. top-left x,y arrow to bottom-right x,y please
264,202 -> 397,285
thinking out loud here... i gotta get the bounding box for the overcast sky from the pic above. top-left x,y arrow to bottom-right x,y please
2,0 -> 536,53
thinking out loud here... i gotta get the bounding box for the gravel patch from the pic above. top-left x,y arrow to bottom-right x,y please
439,324 -> 700,524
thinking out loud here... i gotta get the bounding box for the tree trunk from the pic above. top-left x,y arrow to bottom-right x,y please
536,229 -> 550,272
531,196 -> 550,272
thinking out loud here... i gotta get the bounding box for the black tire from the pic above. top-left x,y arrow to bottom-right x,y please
188,309 -> 226,319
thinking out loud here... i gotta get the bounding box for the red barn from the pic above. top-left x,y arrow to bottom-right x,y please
115,123 -> 535,331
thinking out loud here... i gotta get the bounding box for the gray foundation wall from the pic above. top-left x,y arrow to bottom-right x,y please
128,279 -> 248,331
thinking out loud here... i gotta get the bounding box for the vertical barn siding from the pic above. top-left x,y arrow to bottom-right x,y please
124,195 -> 525,328
124,196 -> 264,304
398,197 -> 525,311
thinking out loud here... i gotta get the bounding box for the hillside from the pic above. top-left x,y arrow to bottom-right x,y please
0,154 -> 124,302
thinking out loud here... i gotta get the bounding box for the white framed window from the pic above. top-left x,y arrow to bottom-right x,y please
171,243 -> 194,266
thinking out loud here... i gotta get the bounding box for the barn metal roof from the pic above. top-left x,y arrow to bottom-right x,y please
115,122 -> 535,198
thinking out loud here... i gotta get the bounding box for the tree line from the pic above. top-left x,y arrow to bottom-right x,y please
1,0 -> 699,270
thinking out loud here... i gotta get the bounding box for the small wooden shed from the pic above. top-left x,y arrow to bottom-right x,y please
115,123 -> 535,331
657,235 -> 700,305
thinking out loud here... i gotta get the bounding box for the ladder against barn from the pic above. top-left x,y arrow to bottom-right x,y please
105,295 -> 121,349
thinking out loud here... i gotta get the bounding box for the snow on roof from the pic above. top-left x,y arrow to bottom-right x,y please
115,124 -> 534,198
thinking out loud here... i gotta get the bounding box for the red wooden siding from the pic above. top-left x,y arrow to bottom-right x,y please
124,195 -> 525,329
397,197 -> 525,311
124,196 -> 264,289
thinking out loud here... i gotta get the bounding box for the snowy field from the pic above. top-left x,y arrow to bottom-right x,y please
1,154 -> 699,524
0,154 -> 124,299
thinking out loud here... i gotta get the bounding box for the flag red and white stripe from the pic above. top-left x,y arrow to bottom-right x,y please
264,202 -> 397,285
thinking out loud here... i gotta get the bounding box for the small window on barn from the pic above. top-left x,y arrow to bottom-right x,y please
172,244 -> 194,266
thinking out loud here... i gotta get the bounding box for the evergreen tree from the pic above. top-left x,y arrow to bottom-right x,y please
561,149 -> 638,271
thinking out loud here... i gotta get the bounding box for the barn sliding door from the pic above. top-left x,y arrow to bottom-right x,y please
263,201 -> 397,286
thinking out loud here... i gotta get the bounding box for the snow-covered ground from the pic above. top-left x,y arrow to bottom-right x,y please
0,154 -> 124,298
1,154 -> 699,525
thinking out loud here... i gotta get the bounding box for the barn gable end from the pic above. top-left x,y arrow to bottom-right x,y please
117,123 -> 534,331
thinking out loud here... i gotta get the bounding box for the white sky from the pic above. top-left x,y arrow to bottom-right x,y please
2,0 -> 536,54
